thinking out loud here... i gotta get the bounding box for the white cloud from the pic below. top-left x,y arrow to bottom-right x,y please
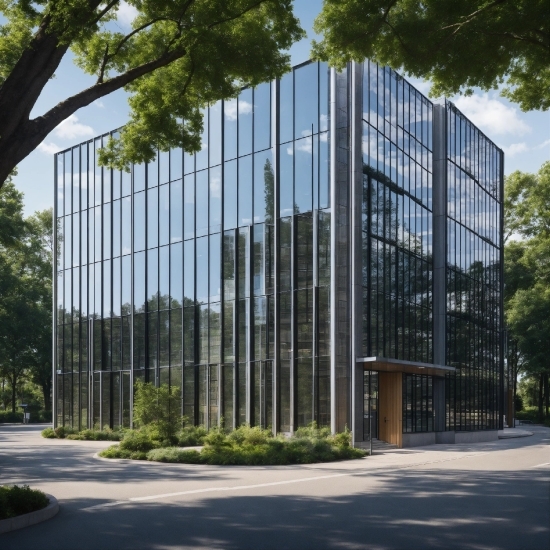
224,99 -> 252,121
54,115 -> 95,140
536,138 -> 550,150
38,141 -> 62,155
454,94 -> 531,137
117,1 -> 138,27
94,100 -> 105,108
503,142 -> 529,157
295,135 -> 312,154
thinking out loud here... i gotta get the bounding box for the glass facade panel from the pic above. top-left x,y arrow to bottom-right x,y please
54,61 -> 502,440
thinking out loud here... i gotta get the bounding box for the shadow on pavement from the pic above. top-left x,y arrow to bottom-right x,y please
2,468 -> 549,550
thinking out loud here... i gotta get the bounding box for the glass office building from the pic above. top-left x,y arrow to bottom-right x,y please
53,60 -> 504,447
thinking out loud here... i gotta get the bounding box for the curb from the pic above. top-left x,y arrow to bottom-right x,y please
498,431 -> 533,439
0,494 -> 59,535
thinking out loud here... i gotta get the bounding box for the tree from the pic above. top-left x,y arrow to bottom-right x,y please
312,0 -> 549,111
0,0 -> 304,186
0,178 -> 53,413
504,162 -> 550,422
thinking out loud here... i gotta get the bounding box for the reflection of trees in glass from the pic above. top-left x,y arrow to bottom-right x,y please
446,257 -> 501,430
264,158 -> 274,224
363,168 -> 432,362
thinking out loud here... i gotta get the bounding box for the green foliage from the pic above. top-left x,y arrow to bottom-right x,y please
312,0 -> 549,111
0,485 -> 49,520
0,1 -> 305,184
99,423 -> 366,465
178,425 -> 208,447
514,393 -> 524,413
505,162 -> 550,420
41,426 -> 123,440
0,410 -> 23,422
0,176 -> 53,414
132,380 -> 182,443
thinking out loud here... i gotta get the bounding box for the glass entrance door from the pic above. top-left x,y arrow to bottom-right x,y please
363,371 -> 378,441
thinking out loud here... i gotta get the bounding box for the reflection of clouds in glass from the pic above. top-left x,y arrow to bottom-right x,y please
320,114 -> 328,132
224,99 -> 253,121
210,172 -> 221,199
295,135 -> 312,155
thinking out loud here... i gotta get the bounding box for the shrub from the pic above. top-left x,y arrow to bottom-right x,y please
99,445 -> 148,461
41,427 -> 56,438
42,426 -> 123,440
127,423 -> 366,466
178,425 -> 208,447
0,411 -> 23,423
0,485 -> 49,520
147,447 -> 202,463
119,430 -> 158,453
133,380 -> 182,443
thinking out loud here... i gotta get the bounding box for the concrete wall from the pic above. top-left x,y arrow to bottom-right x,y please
402,432 -> 436,448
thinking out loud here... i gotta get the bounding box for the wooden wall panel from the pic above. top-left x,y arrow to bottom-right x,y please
378,372 -> 403,447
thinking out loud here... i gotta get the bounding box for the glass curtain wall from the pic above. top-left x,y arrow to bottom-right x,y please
278,61 -> 331,431
445,101 -> 503,431
361,60 -> 434,365
55,61 -> 331,432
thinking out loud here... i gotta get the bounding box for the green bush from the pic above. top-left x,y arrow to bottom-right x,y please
133,380 -> 182,443
178,425 -> 208,446
100,423 -> 366,466
41,426 -> 123,440
0,411 -> 23,423
147,447 -> 203,463
0,485 -> 49,520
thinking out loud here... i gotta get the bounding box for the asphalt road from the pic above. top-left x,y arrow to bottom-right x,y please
1,424 -> 549,550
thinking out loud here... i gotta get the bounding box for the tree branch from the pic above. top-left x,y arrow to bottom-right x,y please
32,47 -> 188,140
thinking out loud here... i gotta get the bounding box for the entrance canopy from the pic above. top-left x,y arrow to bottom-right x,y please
356,356 -> 456,377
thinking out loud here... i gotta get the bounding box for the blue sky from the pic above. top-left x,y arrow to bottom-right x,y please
12,0 -> 550,215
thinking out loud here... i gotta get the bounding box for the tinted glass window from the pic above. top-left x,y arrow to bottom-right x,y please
224,160 -> 237,230
279,144 -> 293,217
294,63 -> 318,139
209,233 -> 221,302
159,184 -> 170,246
147,187 -> 158,249
170,180 -> 182,242
134,192 -> 145,252
254,151 -> 273,224
254,83 -> 270,152
238,155 -> 252,226
184,174 -> 194,240
224,98 -> 238,161
279,72 -> 293,144
183,240 -> 194,304
195,170 -> 209,237
209,166 -> 221,234
238,88 -> 253,157
170,148 -> 182,182
170,242 -> 183,307
209,103 -> 222,166
196,236 -> 208,304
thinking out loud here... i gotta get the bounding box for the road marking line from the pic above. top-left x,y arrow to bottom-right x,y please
80,451 -> 488,511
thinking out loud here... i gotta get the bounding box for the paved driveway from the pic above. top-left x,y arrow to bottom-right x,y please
1,424 -> 549,550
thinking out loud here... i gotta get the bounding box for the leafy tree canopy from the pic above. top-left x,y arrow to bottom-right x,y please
312,0 -> 549,111
0,0 -> 304,186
